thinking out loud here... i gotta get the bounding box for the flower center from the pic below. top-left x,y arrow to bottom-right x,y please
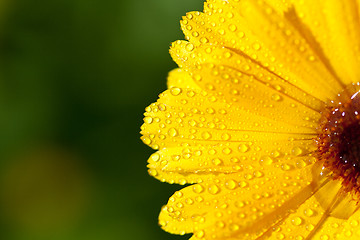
316,83 -> 360,197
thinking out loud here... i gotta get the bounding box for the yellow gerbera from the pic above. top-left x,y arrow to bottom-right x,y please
141,0 -> 360,239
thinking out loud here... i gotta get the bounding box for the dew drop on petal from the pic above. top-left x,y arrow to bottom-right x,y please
208,184 -> 220,195
277,233 -> 285,239
252,43 -> 261,50
144,116 -> 153,124
291,146 -> 303,156
351,220 -> 359,227
259,156 -> 273,166
175,191 -> 183,198
142,137 -> 152,145
212,158 -> 223,166
148,169 -> 158,177
228,24 -> 237,32
291,216 -> 303,226
216,221 -> 225,228
179,179 -> 187,185
345,230 -> 353,237
229,223 -> 239,231
303,208 -> 314,217
168,128 -> 178,137
202,131 -> 212,140
195,230 -> 205,238
320,234 -> 329,240
221,133 -> 231,141
170,87 -> 182,96
193,184 -> 204,193
306,224 -> 314,231
271,94 -> 282,102
150,153 -> 160,162
225,179 -> 238,190
238,144 -> 249,153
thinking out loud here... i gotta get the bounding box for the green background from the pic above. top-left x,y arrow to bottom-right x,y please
0,0 -> 203,239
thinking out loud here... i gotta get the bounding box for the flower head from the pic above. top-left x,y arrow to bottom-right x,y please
141,0 -> 360,239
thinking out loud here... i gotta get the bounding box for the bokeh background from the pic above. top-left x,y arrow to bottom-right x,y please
0,0 -> 203,239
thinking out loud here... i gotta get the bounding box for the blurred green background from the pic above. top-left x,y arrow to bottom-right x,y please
0,0 -> 203,239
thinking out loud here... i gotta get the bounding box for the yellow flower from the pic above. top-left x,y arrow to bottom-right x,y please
141,0 -> 360,239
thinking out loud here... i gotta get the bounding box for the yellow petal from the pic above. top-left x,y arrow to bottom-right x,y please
258,179 -> 357,240
147,140 -> 317,184
290,0 -> 360,85
141,87 -> 318,147
167,68 -> 201,90
179,0 -> 344,101
171,40 -> 325,110
159,163 -> 327,238
141,84 -> 319,184
338,209 -> 360,239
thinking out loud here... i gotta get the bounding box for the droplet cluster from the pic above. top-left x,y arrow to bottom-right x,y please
158,166 -> 315,238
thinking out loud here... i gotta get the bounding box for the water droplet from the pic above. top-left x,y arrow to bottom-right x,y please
306,224 -> 314,231
168,128 -> 178,137
292,147 -> 303,156
150,153 -> 160,162
238,144 -> 249,153
144,116 -> 153,124
200,37 -> 208,44
158,104 -> 166,111
208,184 -> 220,194
225,179 -> 238,190
253,171 -> 263,178
281,164 -> 292,171
185,198 -> 194,205
296,159 -> 307,169
239,181 -> 248,188
229,223 -> 239,231
271,150 -> 281,158
320,234 -> 329,240
234,201 -> 245,208
202,131 -> 212,140
303,208 -> 314,217
228,24 -> 237,32
186,13 -> 193,20
351,220 -> 359,226
175,191 -> 183,198
252,43 -> 261,50
345,230 -> 353,237
291,216 -> 303,226
222,147 -> 232,155
259,156 -> 273,166
148,169 -> 158,176
195,230 -> 205,238
187,90 -> 196,97
179,179 -> 187,185
193,184 -> 204,193
212,158 -> 223,166
271,94 -> 282,102
216,221 -> 225,228
142,136 -> 152,145
170,87 -> 182,96
221,133 -> 231,140
159,220 -> 167,227
176,202 -> 184,208
308,55 -> 315,61
276,233 -> 285,239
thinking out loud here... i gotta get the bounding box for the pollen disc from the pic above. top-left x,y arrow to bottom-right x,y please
317,82 -> 360,198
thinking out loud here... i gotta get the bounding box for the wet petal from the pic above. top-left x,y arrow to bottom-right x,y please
290,0 -> 360,85
159,164 -> 326,238
167,68 -> 201,90
179,0 -> 344,101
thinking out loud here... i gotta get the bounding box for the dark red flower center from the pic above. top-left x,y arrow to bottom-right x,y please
316,83 -> 360,197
